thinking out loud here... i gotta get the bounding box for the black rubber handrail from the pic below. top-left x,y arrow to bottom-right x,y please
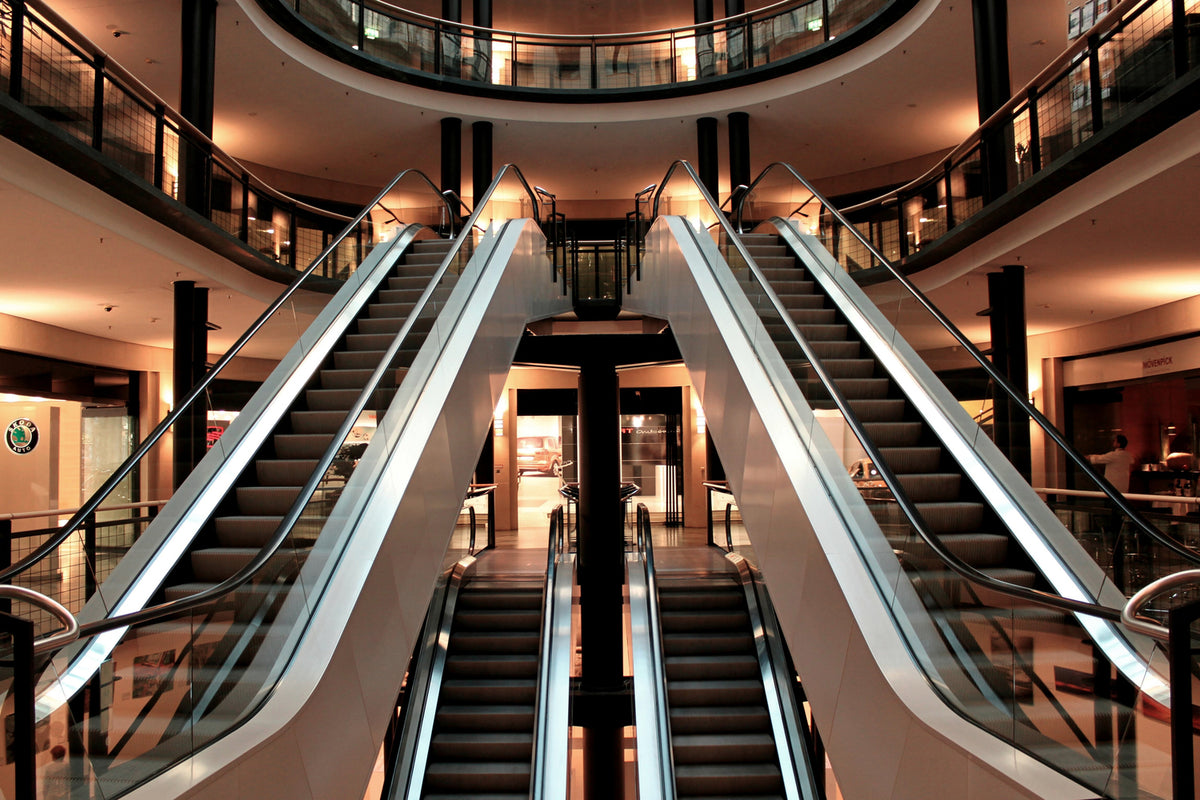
733,160 -> 1200,567
650,159 -> 1128,622
0,168 -> 453,585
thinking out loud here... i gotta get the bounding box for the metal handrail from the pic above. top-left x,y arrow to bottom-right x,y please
633,503 -> 676,800
837,0 -> 1158,220
298,0 -> 858,45
726,554 -> 819,800
0,587 -> 79,656
734,160 -> 1200,567
1122,568 -> 1200,641
531,505 -> 570,800
651,159 -> 1128,623
0,168 -> 451,585
0,500 -> 166,522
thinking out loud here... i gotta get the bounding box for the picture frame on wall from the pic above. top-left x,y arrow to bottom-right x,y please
1068,7 -> 1083,39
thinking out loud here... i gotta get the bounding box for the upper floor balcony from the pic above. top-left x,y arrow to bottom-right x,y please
261,0 -> 915,99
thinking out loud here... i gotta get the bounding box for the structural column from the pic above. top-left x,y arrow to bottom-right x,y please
697,117 -> 719,202
441,117 -> 462,205
972,0 -> 1012,202
987,264 -> 1031,480
694,0 -> 716,78
472,121 -> 494,206
179,0 -> 217,215
725,0 -> 747,71
727,111 -> 751,208
173,281 -> 209,489
577,354 -> 624,800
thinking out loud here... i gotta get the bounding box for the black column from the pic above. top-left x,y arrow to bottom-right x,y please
725,0 -> 747,71
972,0 -> 1012,202
441,117 -> 462,203
987,264 -> 1030,480
472,120 -> 494,205
728,111 -> 751,207
173,281 -> 209,489
179,0 -> 217,215
577,355 -> 624,800
695,0 -> 715,78
473,0 -> 491,26
697,117 -> 720,202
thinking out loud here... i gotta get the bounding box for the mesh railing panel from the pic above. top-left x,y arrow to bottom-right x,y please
101,78 -> 156,183
20,19 -> 93,145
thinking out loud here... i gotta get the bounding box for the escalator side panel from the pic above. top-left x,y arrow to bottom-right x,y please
625,216 -> 1085,800
123,220 -> 571,800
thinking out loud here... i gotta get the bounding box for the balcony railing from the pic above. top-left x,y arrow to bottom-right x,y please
276,0 -> 904,95
0,0 -> 454,278
738,0 -> 1200,271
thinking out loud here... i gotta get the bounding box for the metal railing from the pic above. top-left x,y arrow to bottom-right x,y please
735,0 -> 1200,269
530,505 -> 572,800
276,0 -> 903,94
0,0 -> 460,275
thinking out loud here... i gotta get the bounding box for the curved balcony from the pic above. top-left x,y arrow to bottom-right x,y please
263,0 -> 916,100
736,0 -> 1200,277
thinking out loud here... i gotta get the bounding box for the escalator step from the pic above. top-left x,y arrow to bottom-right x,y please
670,706 -> 770,733
878,445 -> 942,473
445,654 -> 540,678
890,472 -> 963,503
272,433 -> 336,459
255,459 -> 318,486
429,731 -> 533,761
288,409 -> 347,434
860,421 -> 923,447
318,368 -> 374,390
436,705 -> 535,731
376,287 -> 423,304
665,654 -> 759,680
457,588 -> 544,609
423,761 -> 531,793
668,679 -> 765,706
450,632 -> 540,654
674,762 -> 783,795
672,732 -> 777,764
662,631 -> 754,656
304,387 -> 360,410
453,608 -> 543,631
214,516 -> 283,548
440,678 -> 537,705
660,609 -> 750,632
235,485 -> 303,516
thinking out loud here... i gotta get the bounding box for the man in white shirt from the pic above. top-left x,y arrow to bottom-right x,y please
1089,434 -> 1134,493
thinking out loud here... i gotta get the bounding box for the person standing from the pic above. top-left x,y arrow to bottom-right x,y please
1089,434 -> 1134,493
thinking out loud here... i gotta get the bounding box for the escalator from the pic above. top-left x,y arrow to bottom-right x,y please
389,510 -> 572,800
625,161 -> 1198,800
630,509 -> 820,800
3,166 -> 572,799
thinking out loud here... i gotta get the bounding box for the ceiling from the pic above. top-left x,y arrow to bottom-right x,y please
2,0 -> 1198,365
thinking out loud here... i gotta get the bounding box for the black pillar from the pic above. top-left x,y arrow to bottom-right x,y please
728,111 -> 751,208
179,0 -> 217,216
695,0 -> 715,78
442,0 -> 461,19
577,355 -> 624,800
173,281 -> 209,489
472,120 -> 494,205
987,264 -> 1030,480
697,117 -> 720,203
473,0 -> 491,27
972,0 -> 1012,202
441,117 -> 462,203
725,0 -> 747,71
